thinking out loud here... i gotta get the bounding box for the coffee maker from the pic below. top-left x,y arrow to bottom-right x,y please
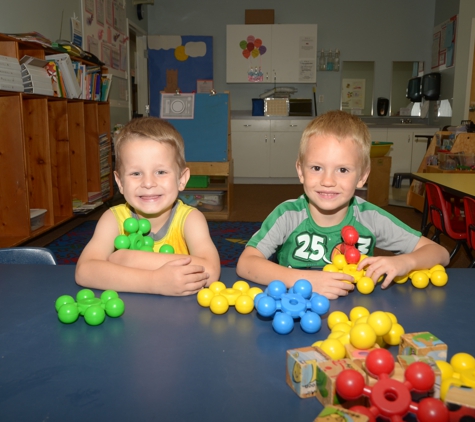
377,97 -> 389,116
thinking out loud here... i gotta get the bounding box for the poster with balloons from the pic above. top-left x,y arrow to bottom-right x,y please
148,35 -> 213,116
239,35 -> 267,82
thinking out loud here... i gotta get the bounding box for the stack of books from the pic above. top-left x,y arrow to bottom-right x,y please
20,56 -> 54,96
0,54 -> 24,92
99,133 -> 111,199
45,53 -> 81,99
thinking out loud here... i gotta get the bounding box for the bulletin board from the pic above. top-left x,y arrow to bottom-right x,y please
81,0 -> 128,77
148,35 -> 213,117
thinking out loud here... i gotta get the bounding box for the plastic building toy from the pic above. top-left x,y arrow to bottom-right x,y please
55,289 -> 125,326
336,348 -> 449,422
114,217 -> 155,252
254,279 -> 330,335
197,280 -> 263,315
436,352 -> 475,400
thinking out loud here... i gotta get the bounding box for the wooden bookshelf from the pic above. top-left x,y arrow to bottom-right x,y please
0,34 -> 111,247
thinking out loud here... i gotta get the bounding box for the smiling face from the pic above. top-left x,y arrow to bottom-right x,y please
296,133 -> 369,227
114,137 -> 189,221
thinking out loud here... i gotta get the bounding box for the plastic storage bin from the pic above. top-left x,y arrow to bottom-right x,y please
438,153 -> 475,170
30,209 -> 47,230
179,191 -> 224,212
186,176 -> 210,188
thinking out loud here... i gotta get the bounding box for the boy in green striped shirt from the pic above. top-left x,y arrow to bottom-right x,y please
236,111 -> 449,299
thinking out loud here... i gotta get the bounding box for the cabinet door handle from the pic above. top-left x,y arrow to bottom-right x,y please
265,136 -> 268,143
289,124 -> 298,127
243,124 -> 251,127
407,136 -> 411,143
273,136 -> 276,143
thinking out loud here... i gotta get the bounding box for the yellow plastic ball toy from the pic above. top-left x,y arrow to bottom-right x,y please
197,288 -> 214,307
436,360 -> 455,381
336,333 -> 350,346
312,340 -> 323,348
367,311 -> 392,336
382,323 -> 405,346
430,270 -> 448,287
349,306 -> 370,322
247,287 -> 264,300
323,264 -> 340,273
327,311 -> 349,330
320,338 -> 346,360
430,264 -> 446,274
209,295 -> 229,314
349,323 -> 377,349
411,271 -> 430,289
451,353 -> 475,374
219,288 -> 242,306
328,331 -> 346,340
331,322 -> 352,333
235,295 -> 254,314
354,316 -> 369,325
385,312 -> 398,324
393,275 -> 409,284
356,276 -> 375,294
209,281 -> 226,294
232,280 -> 250,293
332,254 -> 347,270
342,264 -> 364,282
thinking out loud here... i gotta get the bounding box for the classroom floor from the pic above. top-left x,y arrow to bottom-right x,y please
23,183 -> 472,268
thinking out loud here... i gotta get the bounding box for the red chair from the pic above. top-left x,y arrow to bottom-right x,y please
463,196 -> 475,268
424,182 -> 472,262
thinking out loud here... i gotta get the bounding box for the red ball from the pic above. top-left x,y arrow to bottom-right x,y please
405,362 -> 435,392
416,397 -> 449,422
336,369 -> 365,400
342,225 -> 359,245
344,245 -> 361,264
365,348 -> 394,378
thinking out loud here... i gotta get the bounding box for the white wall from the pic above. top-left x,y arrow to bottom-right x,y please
147,0 -> 436,113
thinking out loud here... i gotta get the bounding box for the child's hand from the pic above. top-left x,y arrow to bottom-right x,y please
358,255 -> 411,289
307,271 -> 355,300
152,257 -> 209,296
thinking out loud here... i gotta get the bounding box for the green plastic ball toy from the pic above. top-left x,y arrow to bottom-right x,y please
143,236 -> 154,247
84,305 -> 106,326
76,289 -> 95,302
114,234 -> 130,250
55,295 -> 75,312
123,217 -> 139,234
159,244 -> 175,254
101,290 -> 119,304
140,246 -> 154,252
138,219 -> 151,234
58,303 -> 80,324
105,298 -> 125,318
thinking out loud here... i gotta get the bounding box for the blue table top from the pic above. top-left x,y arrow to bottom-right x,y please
1,265 -> 474,421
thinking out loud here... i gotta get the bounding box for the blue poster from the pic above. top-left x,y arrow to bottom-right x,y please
148,35 -> 213,116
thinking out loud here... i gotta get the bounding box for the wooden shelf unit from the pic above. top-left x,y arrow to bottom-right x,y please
0,34 -> 111,247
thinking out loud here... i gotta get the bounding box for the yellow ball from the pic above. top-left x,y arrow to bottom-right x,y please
332,254 -> 347,270
327,311 -> 349,330
436,360 -> 455,381
385,312 -> 398,324
328,331 -> 346,340
356,276 -> 375,294
430,264 -> 446,274
349,323 -> 377,349
450,353 -> 475,373
209,295 -> 229,314
209,281 -> 226,294
337,333 -> 351,346
460,368 -> 475,388
331,322 -> 352,333
393,275 -> 409,284
354,316 -> 369,325
411,271 -> 430,289
359,254 -> 369,263
232,280 -> 250,293
367,311 -> 393,336
197,288 -> 214,307
342,264 -> 364,282
235,295 -> 254,314
382,323 -> 405,346
430,270 -> 448,287
247,287 -> 264,300
312,340 -> 323,348
375,336 -> 387,348
349,306 -> 370,322
320,338 -> 346,360
323,264 -> 340,273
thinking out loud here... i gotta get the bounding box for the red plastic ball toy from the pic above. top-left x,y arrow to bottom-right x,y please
342,225 -> 359,246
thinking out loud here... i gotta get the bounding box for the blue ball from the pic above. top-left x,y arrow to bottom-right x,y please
254,292 -> 266,307
310,294 -> 330,316
256,296 -> 277,318
293,279 -> 312,299
300,311 -> 322,333
272,312 -> 294,334
267,280 -> 287,299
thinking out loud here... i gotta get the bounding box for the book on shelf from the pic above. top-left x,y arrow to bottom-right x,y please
45,61 -> 62,97
20,56 -> 54,96
100,74 -> 113,101
7,32 -> 52,48
0,55 -> 23,92
88,191 -> 103,202
45,53 -> 81,99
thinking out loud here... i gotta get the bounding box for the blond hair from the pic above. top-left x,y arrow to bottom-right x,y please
298,110 -> 371,173
114,117 -> 186,174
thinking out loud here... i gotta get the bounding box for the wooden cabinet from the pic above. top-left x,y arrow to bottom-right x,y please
0,34 -> 111,247
226,24 -> 317,83
232,118 -> 310,180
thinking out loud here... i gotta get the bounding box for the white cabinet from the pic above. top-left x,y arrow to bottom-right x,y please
232,119 -> 311,180
369,127 -> 438,177
226,24 -> 317,83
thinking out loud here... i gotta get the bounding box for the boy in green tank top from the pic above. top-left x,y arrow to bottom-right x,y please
237,111 -> 449,299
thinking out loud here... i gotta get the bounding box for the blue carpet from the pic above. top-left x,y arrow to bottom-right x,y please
46,220 -> 262,267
